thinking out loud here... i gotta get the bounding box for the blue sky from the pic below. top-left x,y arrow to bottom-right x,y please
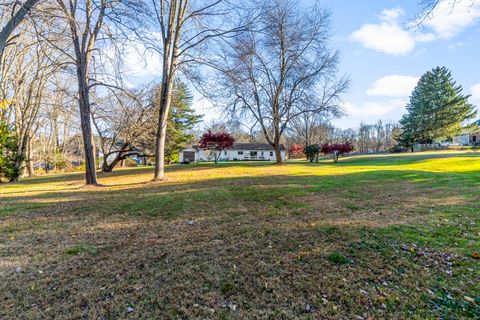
124,0 -> 480,129
321,0 -> 480,128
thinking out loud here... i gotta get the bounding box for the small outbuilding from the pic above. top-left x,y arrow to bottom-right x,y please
179,143 -> 286,163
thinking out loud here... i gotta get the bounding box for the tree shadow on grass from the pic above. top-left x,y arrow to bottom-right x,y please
5,161 -> 276,187
1,161 -> 479,319
1,164 -> 480,220
1,178 -> 478,319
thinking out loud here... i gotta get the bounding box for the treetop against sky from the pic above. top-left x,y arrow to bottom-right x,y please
121,0 -> 480,129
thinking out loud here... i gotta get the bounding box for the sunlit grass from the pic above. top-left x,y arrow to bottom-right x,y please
0,150 -> 479,319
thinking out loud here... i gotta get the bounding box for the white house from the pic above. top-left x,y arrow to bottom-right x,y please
179,143 -> 286,163
453,120 -> 480,146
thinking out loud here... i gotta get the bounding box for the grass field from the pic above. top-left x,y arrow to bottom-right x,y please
1,151 -> 479,319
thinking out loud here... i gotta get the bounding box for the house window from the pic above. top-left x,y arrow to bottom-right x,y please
270,151 -> 273,156
250,151 -> 257,157
473,135 -> 477,142
224,151 -> 227,155
261,151 -> 264,155
238,151 -> 243,155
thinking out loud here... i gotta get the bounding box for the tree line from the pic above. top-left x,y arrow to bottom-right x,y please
0,0 -> 349,183
287,119 -> 400,154
1,1 -> 477,182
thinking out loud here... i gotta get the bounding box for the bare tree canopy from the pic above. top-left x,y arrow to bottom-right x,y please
92,87 -> 155,173
210,0 -> 348,163
142,0 -> 250,181
0,0 -> 43,60
48,0 -> 146,185
416,0 -> 478,23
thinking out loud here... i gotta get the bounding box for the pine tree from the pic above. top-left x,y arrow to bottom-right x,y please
398,67 -> 477,148
164,81 -> 203,163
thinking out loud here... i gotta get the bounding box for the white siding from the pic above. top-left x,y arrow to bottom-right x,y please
179,148 -> 286,162
453,134 -> 471,146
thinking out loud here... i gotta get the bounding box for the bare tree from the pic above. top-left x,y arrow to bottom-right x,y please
52,0 -> 144,185
0,0 -> 43,60
91,88 -> 155,172
212,0 -> 348,163
0,11 -> 64,181
289,112 -> 334,147
144,0 -> 248,181
415,0 -> 477,23
373,120 -> 385,153
357,122 -> 373,153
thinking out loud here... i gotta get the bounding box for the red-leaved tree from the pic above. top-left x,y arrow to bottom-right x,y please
199,131 -> 235,163
288,144 -> 305,159
321,143 -> 353,162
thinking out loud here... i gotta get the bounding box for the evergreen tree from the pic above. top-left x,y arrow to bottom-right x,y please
0,122 -> 21,182
398,67 -> 476,148
164,81 -> 203,163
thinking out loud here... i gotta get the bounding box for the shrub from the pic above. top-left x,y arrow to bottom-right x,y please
0,123 -> 21,181
389,144 -> 408,153
304,144 -> 320,162
53,153 -> 69,171
124,158 -> 138,167
288,144 -> 305,158
321,142 -> 354,162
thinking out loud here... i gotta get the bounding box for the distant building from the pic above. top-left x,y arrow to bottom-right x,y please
179,143 -> 286,163
453,120 -> 480,146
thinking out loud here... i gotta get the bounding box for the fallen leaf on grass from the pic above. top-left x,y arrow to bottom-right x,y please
133,284 -> 143,291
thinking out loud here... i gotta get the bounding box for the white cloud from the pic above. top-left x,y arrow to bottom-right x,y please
448,41 -> 465,50
350,24 -> 414,55
381,8 -> 403,24
470,84 -> 480,106
343,98 -> 407,117
349,8 -> 435,55
424,0 -> 480,39
366,75 -> 419,97
123,45 -> 162,78
414,33 -> 437,43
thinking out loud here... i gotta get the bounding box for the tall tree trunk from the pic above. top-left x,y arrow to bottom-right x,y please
58,0 -> 106,186
62,120 -> 69,157
153,77 -> 174,181
77,67 -> 97,185
20,135 -> 29,177
154,107 -> 169,180
26,137 -> 34,176
152,0 -> 186,181
273,127 -> 282,164
10,133 -> 28,182
101,156 -> 109,172
274,145 -> 282,164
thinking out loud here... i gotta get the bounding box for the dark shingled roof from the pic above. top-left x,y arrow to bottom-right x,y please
231,143 -> 286,151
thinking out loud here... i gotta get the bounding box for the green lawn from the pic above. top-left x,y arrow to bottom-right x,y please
0,151 -> 479,319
